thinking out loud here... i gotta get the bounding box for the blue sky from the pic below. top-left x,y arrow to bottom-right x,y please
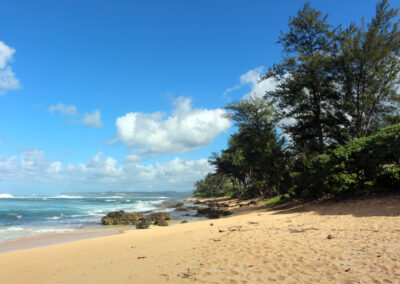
0,0 -> 398,195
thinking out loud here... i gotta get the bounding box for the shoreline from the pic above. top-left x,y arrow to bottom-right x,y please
0,199 -> 199,253
0,195 -> 399,283
0,226 -> 125,254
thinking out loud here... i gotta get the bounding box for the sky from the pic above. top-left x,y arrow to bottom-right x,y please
0,0 -> 398,195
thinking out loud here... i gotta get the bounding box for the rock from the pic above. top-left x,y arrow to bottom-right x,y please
154,219 -> 168,226
147,212 -> 172,222
248,200 -> 261,206
136,218 -> 151,229
181,220 -> 188,224
102,210 -> 173,228
174,206 -> 200,212
195,207 -> 231,219
327,234 -> 333,239
162,201 -> 184,208
146,212 -> 171,227
101,210 -> 144,225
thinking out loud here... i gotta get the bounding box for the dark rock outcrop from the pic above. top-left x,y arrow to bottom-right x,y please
162,201 -> 184,208
102,211 -> 171,228
174,206 -> 200,212
146,212 -> 171,222
195,207 -> 231,219
101,210 -> 144,225
154,219 -> 168,226
136,218 -> 152,229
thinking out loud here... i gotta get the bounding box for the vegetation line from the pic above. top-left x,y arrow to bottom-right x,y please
194,0 -> 400,199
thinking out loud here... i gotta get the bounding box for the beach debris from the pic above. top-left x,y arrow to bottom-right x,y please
137,256 -> 147,259
181,220 -> 188,223
219,229 -> 225,233
289,228 -> 306,233
229,226 -> 242,232
345,268 -> 351,272
248,221 -> 259,225
327,234 -> 333,239
160,273 -> 170,279
210,223 -> 214,226
177,268 -> 196,278
213,238 -> 222,242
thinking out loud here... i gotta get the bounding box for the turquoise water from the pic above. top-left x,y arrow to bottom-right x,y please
0,193 -> 188,243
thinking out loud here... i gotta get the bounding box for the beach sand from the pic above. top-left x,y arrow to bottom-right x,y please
0,196 -> 399,283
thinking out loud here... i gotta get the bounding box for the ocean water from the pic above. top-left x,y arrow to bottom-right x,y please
0,193 -> 192,243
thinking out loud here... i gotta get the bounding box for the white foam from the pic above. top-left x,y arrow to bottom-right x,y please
0,194 -> 14,198
51,195 -> 84,199
0,226 -> 24,232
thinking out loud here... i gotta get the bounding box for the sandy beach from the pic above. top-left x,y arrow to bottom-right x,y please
0,196 -> 399,283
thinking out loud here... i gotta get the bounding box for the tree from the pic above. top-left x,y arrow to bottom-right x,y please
193,173 -> 232,197
335,0 -> 400,138
264,3 -> 343,154
222,96 -> 286,197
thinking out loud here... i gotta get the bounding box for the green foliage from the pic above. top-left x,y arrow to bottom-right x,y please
264,0 -> 400,154
264,194 -> 295,206
335,0 -> 400,138
265,3 -> 344,154
193,173 -> 233,198
193,1 -> 400,201
220,97 -> 287,197
375,167 -> 400,188
293,123 -> 400,198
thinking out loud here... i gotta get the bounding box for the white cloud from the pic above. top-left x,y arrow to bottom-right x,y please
223,66 -> 278,99
0,41 -> 20,95
49,103 -> 78,116
49,104 -> 103,128
0,149 -> 212,191
82,110 -> 103,128
115,97 -> 231,154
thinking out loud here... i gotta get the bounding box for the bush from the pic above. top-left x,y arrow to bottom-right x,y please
375,167 -> 400,188
293,123 -> 400,198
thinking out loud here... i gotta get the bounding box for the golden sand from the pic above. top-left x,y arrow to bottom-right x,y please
0,196 -> 399,283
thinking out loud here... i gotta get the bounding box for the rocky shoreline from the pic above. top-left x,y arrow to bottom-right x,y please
101,200 -> 234,229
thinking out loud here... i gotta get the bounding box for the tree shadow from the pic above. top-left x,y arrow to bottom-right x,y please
266,193 -> 400,218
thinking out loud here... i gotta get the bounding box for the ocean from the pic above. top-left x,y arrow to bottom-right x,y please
0,192 -> 194,243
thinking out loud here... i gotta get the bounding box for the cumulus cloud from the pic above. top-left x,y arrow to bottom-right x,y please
0,41 -> 20,95
223,67 -> 297,141
223,66 -> 278,99
115,97 -> 231,154
82,110 -> 103,128
49,103 -> 78,116
0,149 -> 212,191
